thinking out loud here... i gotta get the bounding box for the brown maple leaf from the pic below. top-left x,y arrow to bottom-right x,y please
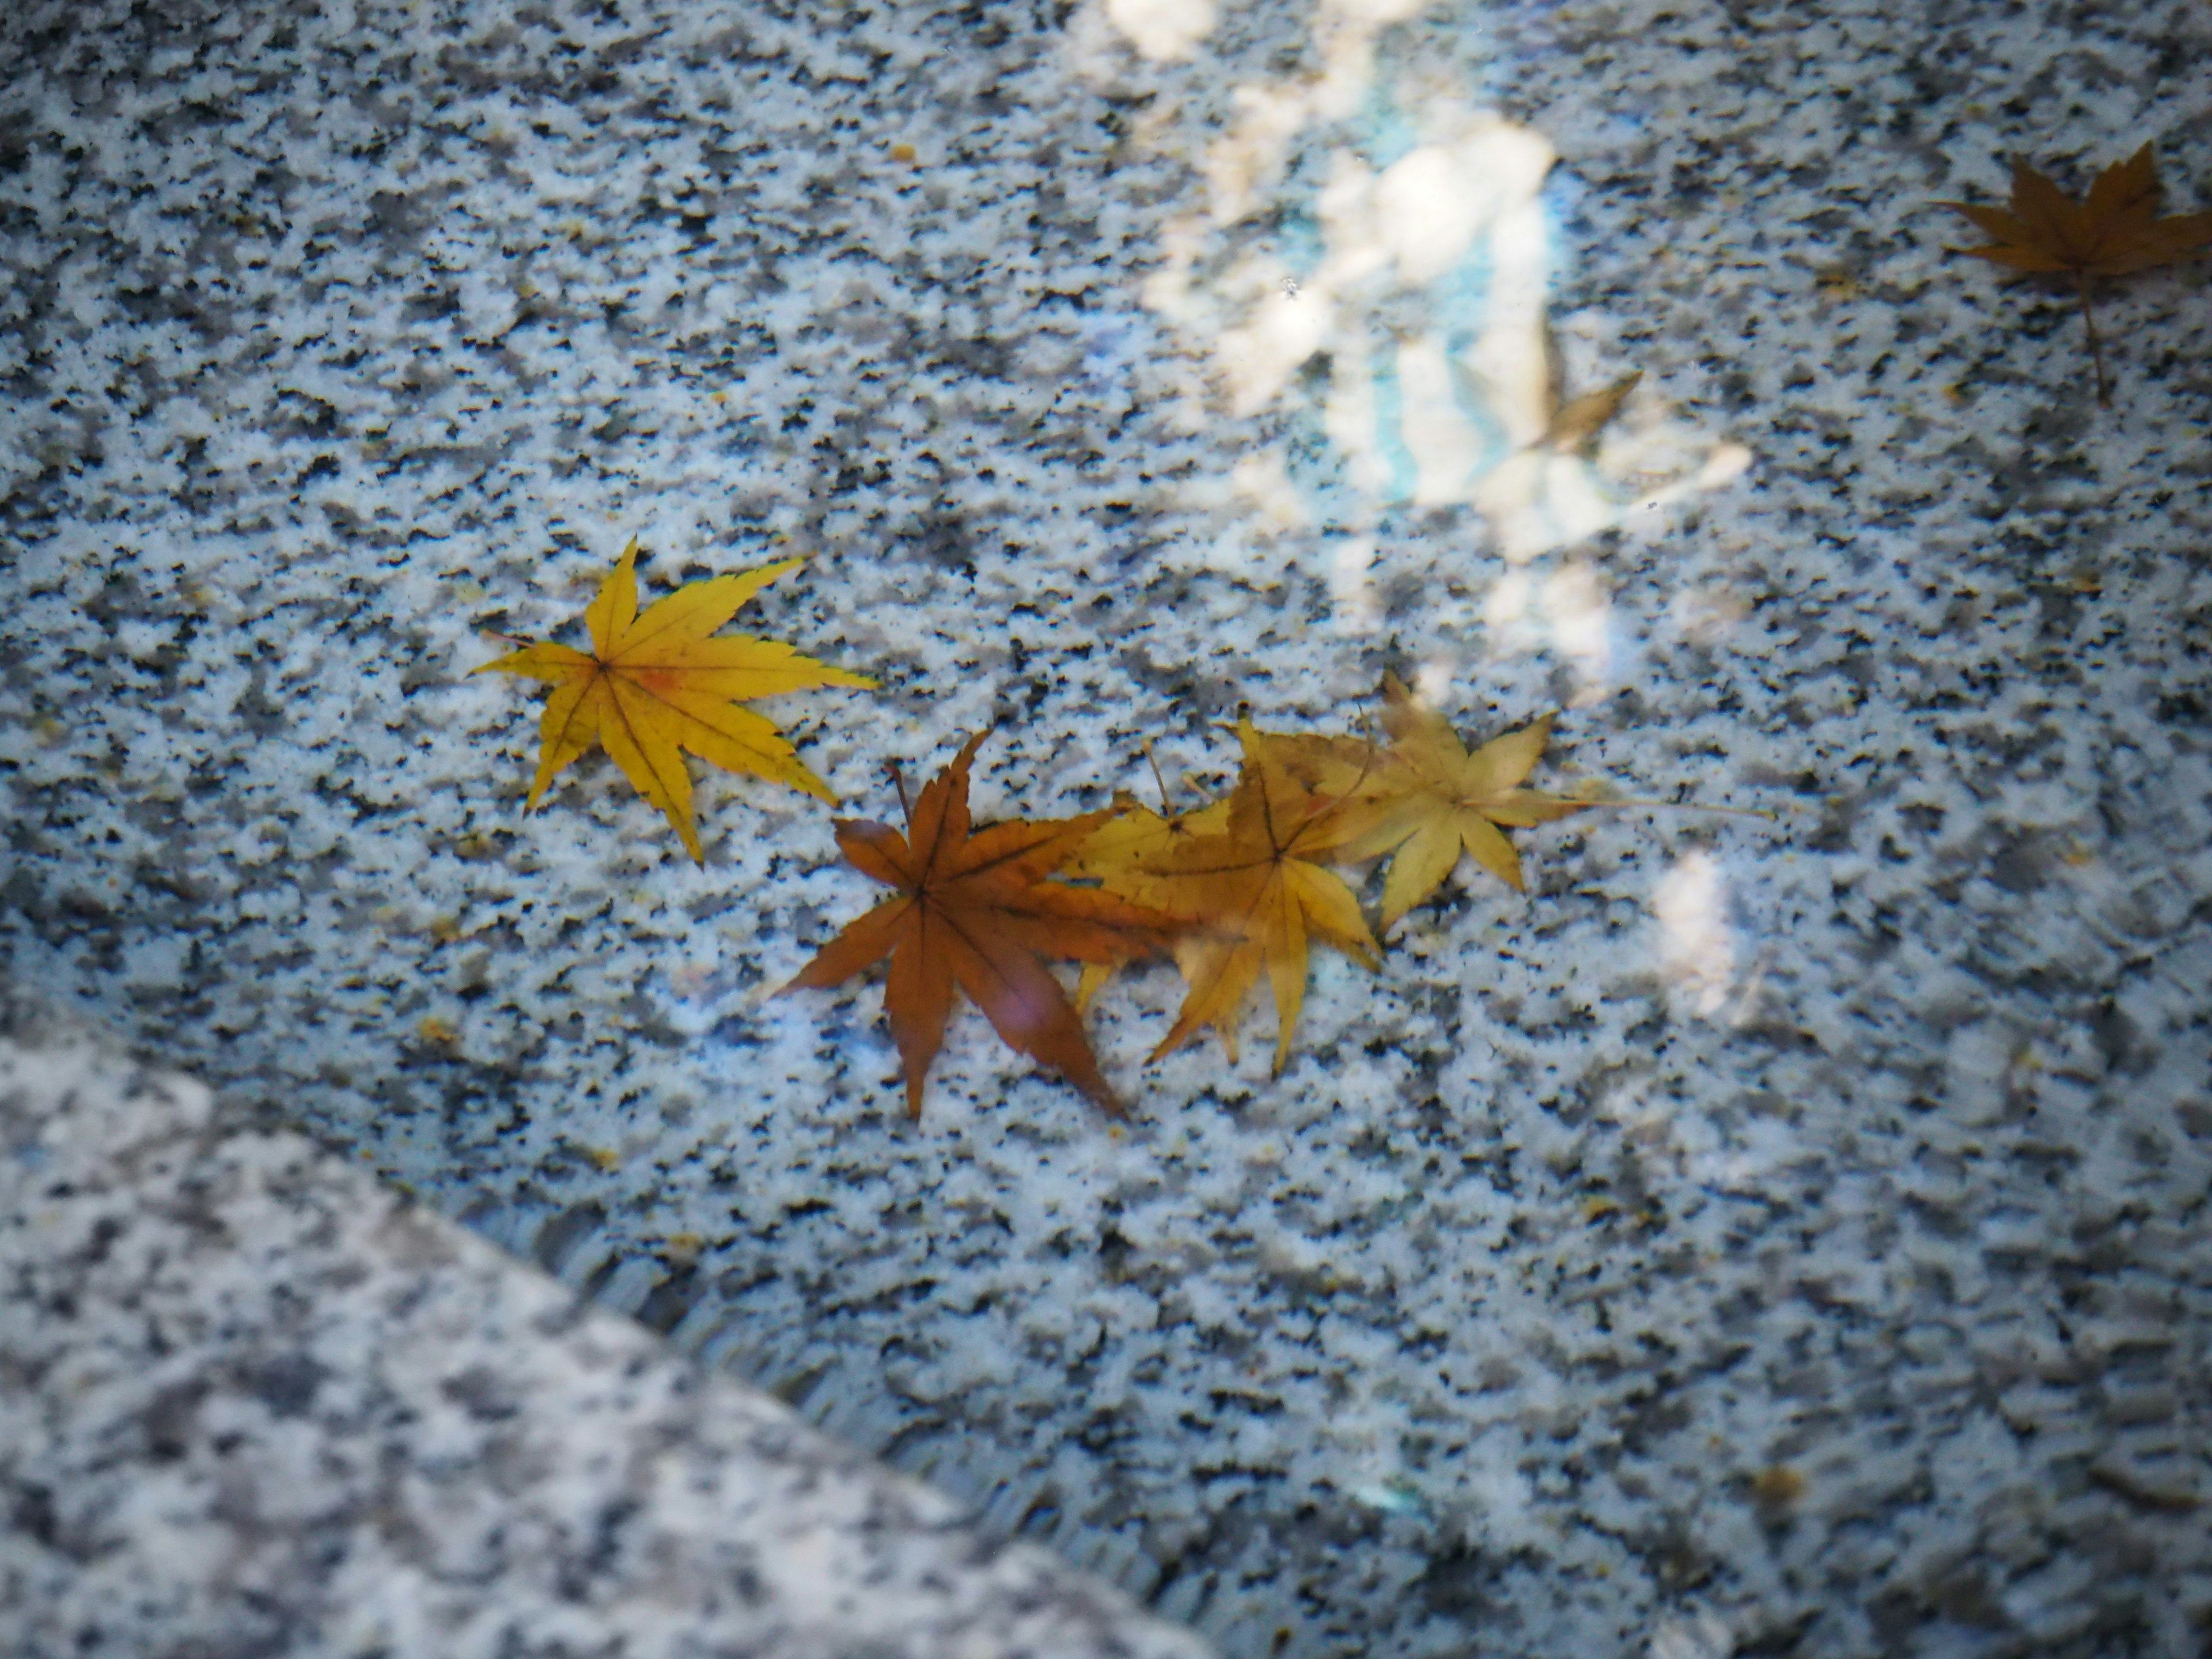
476,538 -> 874,861
780,734 -> 1181,1119
1093,718 -> 1380,1075
1943,144 -> 2212,404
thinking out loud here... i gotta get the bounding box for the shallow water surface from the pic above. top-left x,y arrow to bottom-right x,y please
5,1 -> 2211,1653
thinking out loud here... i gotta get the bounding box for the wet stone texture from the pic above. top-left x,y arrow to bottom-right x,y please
3,1 -> 2211,1656
0,1002 -> 1210,1659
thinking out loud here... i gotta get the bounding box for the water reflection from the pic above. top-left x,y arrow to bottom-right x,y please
1093,0 -> 1751,703
1652,846 -> 1737,1019
1103,0 -> 1221,63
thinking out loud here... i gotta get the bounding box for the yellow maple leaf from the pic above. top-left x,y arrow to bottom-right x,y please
1067,788 -> 1231,908
1297,673 -> 1589,929
1066,785 -> 1230,1014
1097,719 -> 1379,1074
476,537 -> 874,861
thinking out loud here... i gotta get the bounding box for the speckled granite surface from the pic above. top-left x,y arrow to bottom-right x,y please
0,1001 -> 1214,1659
4,0 -> 2212,1654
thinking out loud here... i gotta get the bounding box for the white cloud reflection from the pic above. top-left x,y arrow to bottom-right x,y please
1148,70 -> 1745,557
1327,535 -> 1380,634
1104,0 -> 1218,63
1652,849 -> 1738,1020
1097,0 -> 1751,700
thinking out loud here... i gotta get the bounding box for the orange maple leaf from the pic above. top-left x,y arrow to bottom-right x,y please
781,734 -> 1182,1119
475,538 -> 873,861
1943,144 -> 2212,404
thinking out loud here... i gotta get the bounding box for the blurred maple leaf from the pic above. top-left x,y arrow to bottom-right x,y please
476,538 -> 873,861
1942,144 -> 2212,404
782,734 -> 1181,1119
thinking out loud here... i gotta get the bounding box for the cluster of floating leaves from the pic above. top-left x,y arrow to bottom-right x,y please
476,146 -> 2206,1119
480,546 -> 1624,1118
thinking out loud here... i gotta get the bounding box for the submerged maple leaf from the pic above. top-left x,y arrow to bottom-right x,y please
476,539 -> 873,861
1065,775 -> 1229,1014
1065,774 -> 1231,912
1540,370 -> 1643,454
781,734 -> 1181,1119
1943,145 -> 2212,404
1088,718 -> 1379,1075
1298,674 -> 1592,929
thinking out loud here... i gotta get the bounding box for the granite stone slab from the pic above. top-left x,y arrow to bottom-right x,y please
4,0 -> 2212,1655
0,999 -> 1215,1659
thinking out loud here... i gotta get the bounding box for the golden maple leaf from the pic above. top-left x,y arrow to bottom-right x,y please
476,538 -> 873,861
1087,718 -> 1378,1074
1066,784 -> 1230,909
1065,779 -> 1229,1014
1943,144 -> 2212,404
780,734 -> 1181,1119
1280,673 -> 1589,929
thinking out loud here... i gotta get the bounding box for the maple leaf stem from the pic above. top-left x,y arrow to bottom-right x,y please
1342,732 -> 1380,795
1143,741 -> 1175,813
888,760 -> 911,827
2075,271 -> 2110,407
